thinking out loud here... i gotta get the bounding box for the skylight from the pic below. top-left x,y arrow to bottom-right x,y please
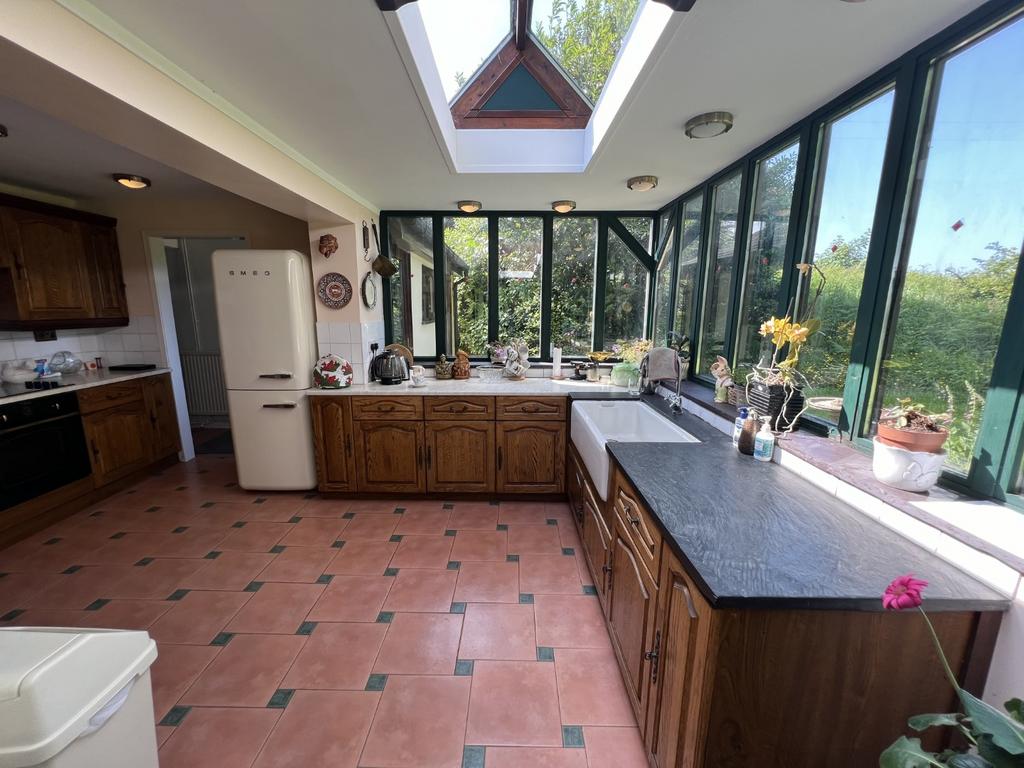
419,0 -> 512,101
532,0 -> 641,104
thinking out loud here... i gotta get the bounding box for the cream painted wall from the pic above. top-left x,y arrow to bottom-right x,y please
309,217 -> 385,326
91,194 -> 311,317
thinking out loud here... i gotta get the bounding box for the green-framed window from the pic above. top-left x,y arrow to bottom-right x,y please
550,216 -> 599,356
697,172 -> 743,375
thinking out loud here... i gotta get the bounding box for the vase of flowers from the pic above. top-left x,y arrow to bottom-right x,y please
610,339 -> 652,387
879,573 -> 1023,767
746,262 -> 825,433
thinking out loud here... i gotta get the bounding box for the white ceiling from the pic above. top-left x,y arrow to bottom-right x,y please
0,96 -> 222,202
69,0 -> 986,211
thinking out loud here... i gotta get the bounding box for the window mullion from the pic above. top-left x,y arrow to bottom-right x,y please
593,216 -> 609,351
433,214 -> 446,355
540,213 -> 554,360
777,123 -> 816,318
381,214 -> 393,346
722,159 -> 754,368
487,215 -> 499,346
666,205 -> 682,341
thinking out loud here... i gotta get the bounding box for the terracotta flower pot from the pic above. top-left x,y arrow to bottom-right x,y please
877,420 -> 949,454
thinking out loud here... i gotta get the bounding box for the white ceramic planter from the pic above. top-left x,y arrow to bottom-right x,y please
871,437 -> 947,492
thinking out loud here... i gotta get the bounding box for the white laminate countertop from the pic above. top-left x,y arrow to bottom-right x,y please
307,377 -> 629,396
0,367 -> 171,405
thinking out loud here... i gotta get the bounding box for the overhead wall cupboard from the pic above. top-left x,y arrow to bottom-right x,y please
0,194 -> 128,330
309,395 -> 567,496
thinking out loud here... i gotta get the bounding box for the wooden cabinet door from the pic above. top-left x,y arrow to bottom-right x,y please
645,553 -> 712,768
581,481 -> 612,610
608,524 -> 658,726
425,421 -> 495,493
496,422 -> 565,494
81,223 -> 128,319
354,420 -> 425,493
83,400 -> 152,486
0,208 -> 94,321
311,398 -> 356,491
143,374 -> 181,460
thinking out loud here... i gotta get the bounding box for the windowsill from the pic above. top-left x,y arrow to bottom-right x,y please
676,381 -> 1024,583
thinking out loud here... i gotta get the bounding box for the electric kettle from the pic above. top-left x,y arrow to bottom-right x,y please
370,349 -> 409,385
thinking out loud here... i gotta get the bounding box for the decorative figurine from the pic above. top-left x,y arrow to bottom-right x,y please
453,349 -> 471,380
502,341 -> 531,380
435,354 -> 453,379
318,233 -> 338,259
710,355 -> 734,402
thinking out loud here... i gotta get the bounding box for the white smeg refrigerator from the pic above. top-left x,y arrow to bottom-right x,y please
212,249 -> 318,490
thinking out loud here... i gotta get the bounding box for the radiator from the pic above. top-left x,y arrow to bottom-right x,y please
180,353 -> 229,417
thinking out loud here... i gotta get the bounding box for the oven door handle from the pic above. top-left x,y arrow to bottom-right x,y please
0,411 -> 80,435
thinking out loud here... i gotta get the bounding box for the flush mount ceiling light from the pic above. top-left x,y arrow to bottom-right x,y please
551,200 -> 576,214
684,111 -> 734,139
112,173 -> 151,189
457,200 -> 482,213
626,175 -> 658,192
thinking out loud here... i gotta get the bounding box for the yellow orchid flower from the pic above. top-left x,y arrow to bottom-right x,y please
788,325 -> 809,345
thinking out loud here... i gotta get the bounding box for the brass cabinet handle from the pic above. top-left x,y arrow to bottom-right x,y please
602,564 -> 612,574
628,515 -> 641,526
680,584 -> 698,620
380,404 -> 395,412
646,629 -> 662,684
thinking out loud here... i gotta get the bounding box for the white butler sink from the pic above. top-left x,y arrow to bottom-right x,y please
571,400 -> 699,501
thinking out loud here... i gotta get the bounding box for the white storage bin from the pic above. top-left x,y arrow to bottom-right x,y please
0,628 -> 159,768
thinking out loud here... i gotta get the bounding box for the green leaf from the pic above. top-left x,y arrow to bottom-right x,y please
1006,700 -> 1024,726
947,754 -> 995,768
961,691 -> 1024,756
976,736 -> 1024,768
803,318 -> 822,336
910,714 -> 963,731
880,736 -> 946,767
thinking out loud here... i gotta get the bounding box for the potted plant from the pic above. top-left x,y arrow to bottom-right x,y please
609,339 -> 651,387
872,399 -> 950,492
879,573 -> 1024,767
745,263 -> 825,433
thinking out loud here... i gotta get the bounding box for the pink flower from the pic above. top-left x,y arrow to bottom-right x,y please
882,574 -> 928,611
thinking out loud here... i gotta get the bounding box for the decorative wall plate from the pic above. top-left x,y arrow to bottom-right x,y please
317,272 -> 353,309
361,271 -> 377,309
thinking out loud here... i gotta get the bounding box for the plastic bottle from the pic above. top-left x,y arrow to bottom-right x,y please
737,409 -> 758,456
732,407 -> 748,446
754,418 -> 775,462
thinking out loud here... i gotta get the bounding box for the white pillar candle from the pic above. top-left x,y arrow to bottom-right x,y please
552,347 -> 562,378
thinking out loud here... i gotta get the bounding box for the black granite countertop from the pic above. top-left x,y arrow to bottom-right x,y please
574,394 -> 1009,612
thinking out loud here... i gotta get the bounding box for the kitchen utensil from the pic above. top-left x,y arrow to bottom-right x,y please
370,222 -> 397,278
316,272 -> 353,309
369,348 -> 409,385
361,271 -> 377,309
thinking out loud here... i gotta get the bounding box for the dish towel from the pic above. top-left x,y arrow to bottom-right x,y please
641,346 -> 680,383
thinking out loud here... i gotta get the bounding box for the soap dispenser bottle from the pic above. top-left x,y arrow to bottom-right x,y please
753,417 -> 776,462
732,407 -> 748,446
737,409 -> 758,456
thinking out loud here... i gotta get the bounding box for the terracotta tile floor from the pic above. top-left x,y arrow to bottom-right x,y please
0,455 -> 648,768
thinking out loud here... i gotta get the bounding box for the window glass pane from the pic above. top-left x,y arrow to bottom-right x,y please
734,142 -> 800,380
498,216 -> 543,355
674,195 -> 704,344
551,217 -> 598,356
387,216 -> 436,357
872,16 -> 1024,472
620,216 -> 654,253
698,172 -> 743,373
531,0 -> 640,104
419,0 -> 512,101
651,229 -> 675,346
604,229 -> 649,350
799,89 -> 895,422
443,216 -> 489,356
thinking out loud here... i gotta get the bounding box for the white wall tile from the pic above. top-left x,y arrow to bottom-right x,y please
330,322 -> 351,344
0,340 -> 14,361
139,334 -> 160,352
120,334 -> 141,351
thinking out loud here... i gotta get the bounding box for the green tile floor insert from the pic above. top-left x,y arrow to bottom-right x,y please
463,745 -> 486,768
519,593 -> 534,604
244,581 -> 263,592
296,621 -> 317,636
267,689 -> 294,708
562,725 -> 585,748
159,706 -> 191,727
166,589 -> 190,601
316,574 -> 333,584
85,599 -> 110,611
365,673 -> 388,691
455,660 -> 474,676
506,554 -> 519,562
536,646 -> 554,661
376,611 -> 394,623
210,632 -> 234,646
447,561 -> 461,570
450,602 -> 467,614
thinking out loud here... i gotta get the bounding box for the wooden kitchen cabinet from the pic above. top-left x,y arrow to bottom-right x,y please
496,421 -> 566,494
310,398 -> 357,492
0,195 -> 128,330
425,420 -> 495,493
581,476 -> 612,608
143,374 -> 181,461
496,396 -> 566,420
82,399 -> 153,487
354,420 -> 425,493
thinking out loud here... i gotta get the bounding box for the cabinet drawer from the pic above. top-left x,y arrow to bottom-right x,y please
612,470 -> 662,581
496,396 -> 566,421
77,380 -> 144,415
425,396 -> 495,420
351,396 -> 423,420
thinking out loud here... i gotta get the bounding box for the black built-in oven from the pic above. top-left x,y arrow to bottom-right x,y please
1,392 -> 92,511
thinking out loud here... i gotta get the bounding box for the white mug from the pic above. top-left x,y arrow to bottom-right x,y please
410,365 -> 426,385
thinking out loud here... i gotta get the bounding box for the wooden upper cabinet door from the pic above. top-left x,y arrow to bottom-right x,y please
496,422 -> 566,494
496,396 -> 567,421
1,208 -> 94,320
351,396 -> 423,421
645,551 -> 712,768
143,374 -> 181,460
81,223 -> 128,320
607,525 -> 659,728
424,396 -> 495,421
354,420 -> 425,493
425,420 -> 495,493
310,398 -> 356,492
82,400 -> 152,487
